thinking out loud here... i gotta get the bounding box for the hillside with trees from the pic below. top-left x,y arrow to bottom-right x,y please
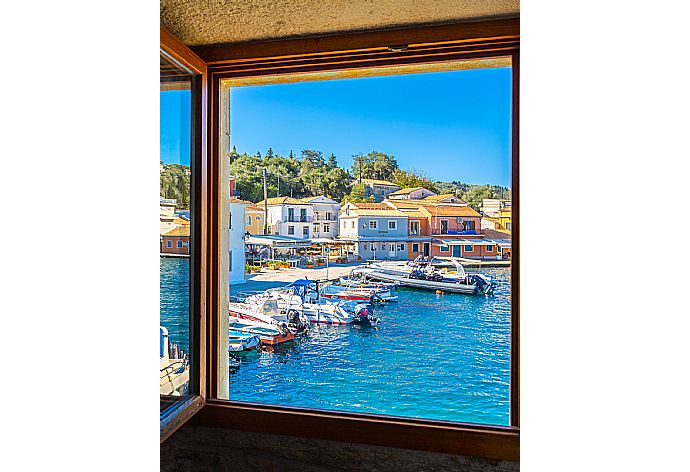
161,148 -> 510,212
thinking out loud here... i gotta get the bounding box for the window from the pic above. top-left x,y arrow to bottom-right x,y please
288,225 -> 294,235
246,215 -> 252,225
160,35 -> 205,438
486,245 -> 494,252
313,224 -> 319,234
351,221 -> 355,228
464,245 -> 474,252
388,220 -> 397,230
325,211 -> 333,220
506,222 -> 512,231
465,220 -> 476,231
214,22 -> 518,458
302,226 -> 309,237
256,215 -> 261,221
363,243 -> 368,250
412,243 -> 419,252
398,243 -> 405,251
440,244 -> 449,252
300,208 -> 307,222
410,220 -> 420,235
323,224 -> 330,233
287,208 -> 295,221
369,220 -> 378,230
229,211 -> 232,229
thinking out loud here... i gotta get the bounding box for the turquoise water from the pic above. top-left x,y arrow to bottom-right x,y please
160,257 -> 190,353
229,267 -> 511,425
160,257 -> 511,425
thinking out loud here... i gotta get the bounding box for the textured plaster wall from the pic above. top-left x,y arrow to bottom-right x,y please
161,423 -> 519,471
160,0 -> 520,47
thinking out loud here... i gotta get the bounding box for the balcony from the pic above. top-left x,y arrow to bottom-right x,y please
313,214 -> 337,222
286,215 -> 312,223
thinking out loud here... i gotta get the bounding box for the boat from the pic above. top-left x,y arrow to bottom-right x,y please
320,282 -> 398,304
228,329 -> 261,353
353,260 -> 494,295
160,326 -> 189,396
229,320 -> 296,346
240,280 -> 380,325
285,279 -> 380,325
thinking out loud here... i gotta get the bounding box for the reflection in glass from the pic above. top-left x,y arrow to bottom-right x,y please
160,53 -> 192,413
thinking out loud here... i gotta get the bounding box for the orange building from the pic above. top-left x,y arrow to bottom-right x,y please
161,225 -> 190,255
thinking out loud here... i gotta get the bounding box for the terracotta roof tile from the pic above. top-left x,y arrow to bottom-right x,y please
162,226 -> 190,237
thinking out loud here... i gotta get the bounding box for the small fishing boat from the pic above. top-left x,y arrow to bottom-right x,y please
285,279 -> 380,325
228,329 -> 261,353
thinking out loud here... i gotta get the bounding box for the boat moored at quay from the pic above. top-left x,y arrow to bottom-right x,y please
353,259 -> 495,295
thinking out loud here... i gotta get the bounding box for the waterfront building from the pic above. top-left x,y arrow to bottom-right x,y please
383,199 -> 432,259
244,203 -> 265,235
387,186 -> 437,200
338,202 -> 409,260
229,197 -> 250,284
256,196 -> 314,240
357,178 -> 401,202
300,195 -> 340,240
160,197 -> 177,235
161,225 -> 190,255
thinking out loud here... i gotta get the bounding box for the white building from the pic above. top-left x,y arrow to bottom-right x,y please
387,187 -> 437,200
300,196 -> 340,240
257,197 -> 314,240
229,198 -> 249,285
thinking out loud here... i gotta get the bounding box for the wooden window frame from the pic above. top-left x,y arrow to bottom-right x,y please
160,17 -> 519,461
160,26 -> 208,443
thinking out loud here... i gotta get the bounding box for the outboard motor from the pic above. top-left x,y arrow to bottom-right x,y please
352,303 -> 378,325
469,274 -> 495,295
287,309 -> 309,334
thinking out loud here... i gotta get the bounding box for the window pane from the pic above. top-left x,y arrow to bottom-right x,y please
224,60 -> 512,426
160,53 -> 193,412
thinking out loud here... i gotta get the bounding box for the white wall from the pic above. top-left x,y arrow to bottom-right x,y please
228,202 -> 247,284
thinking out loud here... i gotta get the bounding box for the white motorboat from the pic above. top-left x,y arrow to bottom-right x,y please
353,260 -> 494,295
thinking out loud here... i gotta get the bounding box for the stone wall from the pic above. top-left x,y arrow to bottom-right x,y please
161,423 -> 519,471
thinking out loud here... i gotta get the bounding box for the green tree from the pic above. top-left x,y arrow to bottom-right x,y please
351,151 -> 398,181
392,169 -> 439,193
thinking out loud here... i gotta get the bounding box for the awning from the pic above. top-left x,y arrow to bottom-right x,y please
310,238 -> 350,244
246,235 -> 312,248
433,238 -> 510,247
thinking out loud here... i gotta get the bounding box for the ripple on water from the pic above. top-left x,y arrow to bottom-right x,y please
227,267 -> 512,425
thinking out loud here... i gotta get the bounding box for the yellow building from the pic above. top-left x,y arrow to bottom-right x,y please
498,207 -> 512,233
244,204 -> 265,235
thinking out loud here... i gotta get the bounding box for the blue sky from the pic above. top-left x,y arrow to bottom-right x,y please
229,67 -> 512,186
160,67 -> 512,186
160,89 -> 191,166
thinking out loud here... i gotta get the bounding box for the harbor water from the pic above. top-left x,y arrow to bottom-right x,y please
161,257 -> 511,426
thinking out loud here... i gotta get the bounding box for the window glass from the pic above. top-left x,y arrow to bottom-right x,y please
225,61 -> 513,426
160,53 -> 193,412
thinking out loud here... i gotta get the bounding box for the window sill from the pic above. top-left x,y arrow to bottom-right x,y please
197,399 -> 519,461
160,395 -> 205,443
